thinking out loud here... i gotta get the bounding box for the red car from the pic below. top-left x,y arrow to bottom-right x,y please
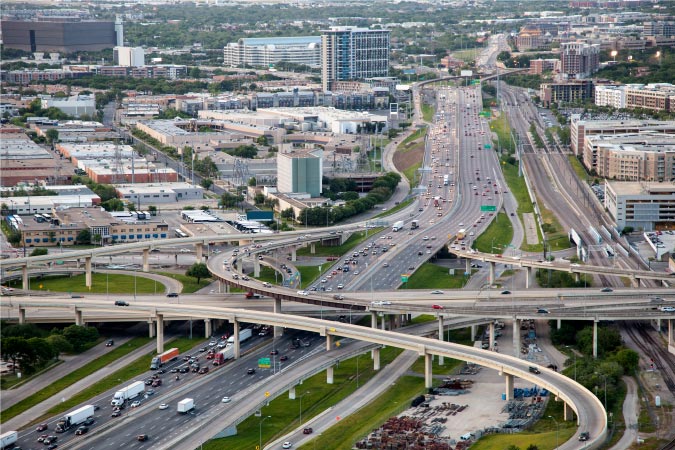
432,305 -> 444,310
303,427 -> 313,434
36,423 -> 48,432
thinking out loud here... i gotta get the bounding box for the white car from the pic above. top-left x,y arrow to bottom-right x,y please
158,403 -> 169,410
660,306 -> 675,312
296,290 -> 309,296
130,400 -> 141,408
221,397 -> 231,403
337,284 -> 344,289
282,442 -> 293,449
422,236 -> 430,241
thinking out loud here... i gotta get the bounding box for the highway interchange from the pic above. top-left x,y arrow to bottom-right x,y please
2,34 -> 674,450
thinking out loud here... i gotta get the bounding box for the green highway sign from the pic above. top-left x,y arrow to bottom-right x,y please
484,144 -> 492,149
480,205 -> 497,212
258,358 -> 271,368
401,274 -> 409,283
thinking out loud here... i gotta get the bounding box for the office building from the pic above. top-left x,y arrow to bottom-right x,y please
277,149 -> 323,197
583,133 -> 675,181
114,46 -> 145,67
604,182 -> 675,231
1,19 -> 117,52
539,80 -> 594,107
321,27 -> 390,92
643,21 -> 675,37
570,118 -> 675,156
223,36 -> 321,69
559,42 -> 600,79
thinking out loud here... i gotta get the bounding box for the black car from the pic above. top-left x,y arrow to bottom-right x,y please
106,339 -> 114,347
83,417 -> 95,426
179,366 -> 189,373
600,287 -> 613,293
111,411 -> 121,417
75,426 -> 88,435
114,300 -> 129,306
579,431 -> 590,441
247,368 -> 256,375
166,293 -> 179,298
137,434 -> 149,442
170,368 -> 179,373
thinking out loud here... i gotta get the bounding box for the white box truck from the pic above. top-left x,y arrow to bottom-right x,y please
392,220 -> 404,232
55,404 -> 95,432
177,398 -> 194,414
226,328 -> 252,345
111,380 -> 145,406
0,431 -> 17,450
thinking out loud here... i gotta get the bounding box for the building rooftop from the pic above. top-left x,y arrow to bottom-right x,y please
115,182 -> 200,195
607,181 -> 675,196
0,135 -> 53,160
586,132 -> 675,152
239,36 -> 321,46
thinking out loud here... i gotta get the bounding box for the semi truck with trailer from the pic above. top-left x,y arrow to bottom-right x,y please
150,347 -> 179,370
433,197 -> 440,207
55,404 -> 95,432
111,380 -> 145,406
392,220 -> 404,232
213,346 -> 235,365
226,328 -> 252,345
457,229 -> 466,240
410,220 -> 419,230
0,431 -> 17,449
177,398 -> 194,414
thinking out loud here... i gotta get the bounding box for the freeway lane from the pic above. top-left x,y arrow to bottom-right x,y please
2,298 -> 609,450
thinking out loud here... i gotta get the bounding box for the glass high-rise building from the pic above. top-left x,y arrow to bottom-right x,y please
321,27 -> 390,92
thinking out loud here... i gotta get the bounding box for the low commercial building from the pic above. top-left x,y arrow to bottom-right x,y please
529,58 -> 559,75
15,206 -> 170,248
1,193 -> 100,215
115,182 -> 203,205
583,133 -> 675,181
134,119 -> 243,151
570,118 -> 675,156
56,142 -> 136,165
259,107 -> 388,134
41,95 -> 96,118
0,128 -> 65,186
604,182 -> 675,231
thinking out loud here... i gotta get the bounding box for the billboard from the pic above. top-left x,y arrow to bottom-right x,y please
246,210 -> 274,221
460,70 -> 473,77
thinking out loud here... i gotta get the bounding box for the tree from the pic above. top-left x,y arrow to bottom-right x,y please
76,229 -> 91,245
256,135 -> 268,146
612,348 -> 639,373
254,193 -> 265,204
186,262 -> 210,283
30,248 -> 48,256
61,325 -> 99,352
248,177 -> 257,186
1,337 -> 33,373
46,334 -> 73,354
45,128 -> 59,144
102,198 -> 125,212
147,205 -> 158,216
127,202 -> 137,212
280,207 -> 295,220
200,178 -> 213,190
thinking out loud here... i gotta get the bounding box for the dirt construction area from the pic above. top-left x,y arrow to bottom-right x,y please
393,131 -> 426,176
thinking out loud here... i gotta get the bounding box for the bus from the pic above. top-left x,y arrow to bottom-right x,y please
174,229 -> 188,238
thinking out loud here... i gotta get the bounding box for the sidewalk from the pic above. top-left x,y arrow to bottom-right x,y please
608,376 -> 638,450
3,339 -> 159,430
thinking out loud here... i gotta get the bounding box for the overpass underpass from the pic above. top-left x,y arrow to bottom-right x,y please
1,297 -> 608,449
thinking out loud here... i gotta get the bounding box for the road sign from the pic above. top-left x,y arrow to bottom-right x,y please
484,144 -> 492,149
401,274 -> 409,283
480,205 -> 497,212
258,358 -> 271,368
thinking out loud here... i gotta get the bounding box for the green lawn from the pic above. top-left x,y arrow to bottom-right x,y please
206,347 -> 403,450
402,161 -> 422,185
452,48 -> 482,63
155,271 -> 212,293
409,354 -> 463,376
399,263 -> 473,289
472,212 -> 514,254
296,229 -> 384,258
376,198 -> 413,218
489,115 -> 516,153
568,154 -> 590,183
255,266 -> 281,285
400,126 -> 426,147
7,273 -> 163,294
296,265 -> 321,288
421,102 -> 435,122
501,163 -> 543,252
298,375 -> 425,450
0,337 -> 152,422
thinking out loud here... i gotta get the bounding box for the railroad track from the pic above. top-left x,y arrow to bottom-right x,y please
660,438 -> 675,450
624,322 -> 675,394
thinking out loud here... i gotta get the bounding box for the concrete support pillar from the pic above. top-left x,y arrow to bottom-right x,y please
592,320 -> 598,359
465,258 -> 471,273
326,366 -> 334,384
668,319 -> 673,346
371,312 -> 378,359
223,282 -> 230,293
233,320 -> 240,359
274,298 -> 283,337
204,319 -> 212,338
381,314 -> 386,331
654,318 -> 661,332
142,248 -> 150,273
19,308 -> 26,325
289,386 -> 296,400
310,243 -> 316,254
291,248 -> 297,262
525,267 -> 532,289
470,325 -> 476,340
156,314 -> 164,354
388,315 -> 395,330
438,317 -> 445,366
505,374 -> 514,401
195,243 -> 203,261
557,319 -> 561,330
85,257 -> 92,288
424,353 -> 433,389
489,322 -> 495,351
488,261 -> 495,285
253,259 -> 260,278
22,265 -> 29,290
326,334 -> 333,351
563,402 -> 575,421
633,277 -> 640,288
148,320 -> 155,338
575,272 -> 580,283
513,319 -> 521,358
75,308 -> 84,326
373,347 -> 381,370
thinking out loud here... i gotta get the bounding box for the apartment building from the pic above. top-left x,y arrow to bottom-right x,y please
223,36 -> 321,69
559,42 -> 600,79
624,83 -> 675,113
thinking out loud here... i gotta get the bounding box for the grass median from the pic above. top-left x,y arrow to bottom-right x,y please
6,273 -> 161,294
400,262 -> 473,289
0,337 -> 152,423
205,347 -> 403,450
296,229 -> 384,258
155,271 -> 211,293
472,212 -> 514,254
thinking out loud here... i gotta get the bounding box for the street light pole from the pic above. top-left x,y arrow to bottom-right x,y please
299,391 -> 310,424
548,415 -> 559,449
259,415 -> 271,450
